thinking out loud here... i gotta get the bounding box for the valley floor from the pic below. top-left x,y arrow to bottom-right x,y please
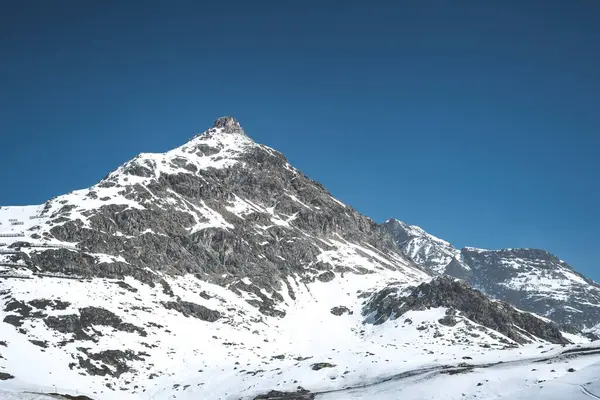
317,345 -> 600,400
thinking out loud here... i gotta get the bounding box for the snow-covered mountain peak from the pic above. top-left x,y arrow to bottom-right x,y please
100,119 -> 259,189
385,218 -> 451,247
462,246 -> 488,253
383,218 -> 459,274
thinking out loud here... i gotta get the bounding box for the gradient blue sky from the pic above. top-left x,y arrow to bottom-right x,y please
1,1 -> 599,278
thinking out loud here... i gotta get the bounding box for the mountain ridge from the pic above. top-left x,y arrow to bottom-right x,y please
383,218 -> 600,330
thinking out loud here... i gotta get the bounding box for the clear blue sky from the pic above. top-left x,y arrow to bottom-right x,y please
1,1 -> 599,278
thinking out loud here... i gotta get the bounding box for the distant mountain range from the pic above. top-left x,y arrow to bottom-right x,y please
384,218 -> 600,332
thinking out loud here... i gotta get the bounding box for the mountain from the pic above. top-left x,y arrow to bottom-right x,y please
382,219 -> 461,274
0,117 -> 596,400
384,218 -> 600,330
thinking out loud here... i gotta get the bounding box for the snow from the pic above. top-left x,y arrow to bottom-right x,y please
105,127 -> 255,188
497,256 -> 597,303
317,353 -> 600,399
0,206 -> 45,246
2,267 -> 595,400
87,253 -> 129,264
329,196 -> 346,208
0,392 -> 60,400
315,236 -> 426,280
284,193 -> 312,210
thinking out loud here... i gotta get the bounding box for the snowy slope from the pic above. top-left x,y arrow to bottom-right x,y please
383,219 -> 462,274
1,272 -> 593,400
317,345 -> 600,400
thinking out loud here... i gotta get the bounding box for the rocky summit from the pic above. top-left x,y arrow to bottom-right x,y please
0,118 -> 598,400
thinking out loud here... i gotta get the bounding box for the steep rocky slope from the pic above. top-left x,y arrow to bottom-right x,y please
384,218 -> 600,330
0,118 -> 591,399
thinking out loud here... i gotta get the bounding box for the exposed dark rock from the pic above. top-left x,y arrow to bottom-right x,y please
0,372 -> 14,380
47,393 -> 94,400
316,271 -> 335,283
80,307 -> 147,336
29,339 -> 49,348
29,299 -> 71,310
115,281 -> 138,292
254,388 -> 315,399
362,276 -> 569,344
330,306 -> 352,316
45,315 -> 84,336
159,279 -> 174,297
311,362 -> 336,371
439,315 -> 458,327
162,301 -> 221,322
77,348 -> 144,377
212,116 -> 245,134
3,315 -> 25,327
4,299 -> 33,315
3,299 -> 47,327
199,291 -> 211,300
43,306 -> 146,339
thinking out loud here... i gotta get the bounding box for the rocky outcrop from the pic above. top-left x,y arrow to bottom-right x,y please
161,300 -> 221,322
362,276 -> 569,344
40,306 -> 146,340
211,116 -> 246,134
254,389 -> 314,400
0,372 -> 14,380
330,306 -> 352,316
77,349 -> 146,378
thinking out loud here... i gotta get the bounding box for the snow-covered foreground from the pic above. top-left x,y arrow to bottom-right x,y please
0,393 -> 58,400
1,267 -> 599,399
319,348 -> 600,400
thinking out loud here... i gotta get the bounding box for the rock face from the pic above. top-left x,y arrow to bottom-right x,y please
362,276 -> 569,345
211,116 -> 245,134
383,218 -> 600,330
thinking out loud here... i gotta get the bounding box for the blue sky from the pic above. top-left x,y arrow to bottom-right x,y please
1,1 -> 599,278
